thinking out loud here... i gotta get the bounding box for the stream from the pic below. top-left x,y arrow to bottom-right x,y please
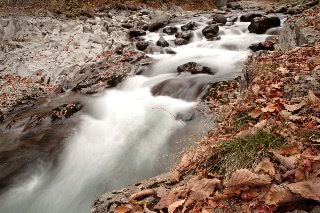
0,12 -> 276,213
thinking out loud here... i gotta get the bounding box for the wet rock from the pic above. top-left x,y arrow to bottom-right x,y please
51,103 -> 83,123
273,6 -> 287,13
181,21 -> 197,31
177,62 -> 212,75
279,6 -> 320,50
163,26 -> 178,35
287,6 -> 304,15
148,12 -> 170,32
121,23 -> 133,29
175,38 -> 188,46
249,41 -> 275,52
140,9 -> 150,15
210,14 -> 227,25
156,36 -> 169,47
202,24 -> 219,39
240,13 -> 262,22
136,41 -> 149,51
129,29 -> 146,38
248,16 -> 280,34
175,31 -> 193,41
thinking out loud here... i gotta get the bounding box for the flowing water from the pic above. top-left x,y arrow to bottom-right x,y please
0,13 -> 272,213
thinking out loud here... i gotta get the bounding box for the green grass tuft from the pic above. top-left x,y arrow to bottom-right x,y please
205,131 -> 286,177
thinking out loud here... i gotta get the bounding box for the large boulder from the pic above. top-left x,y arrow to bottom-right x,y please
148,12 -> 171,32
177,62 -> 213,75
181,21 -> 197,31
163,26 -> 178,35
156,36 -> 169,47
248,16 -> 281,34
202,24 -> 219,40
210,14 -> 227,25
240,13 -> 262,22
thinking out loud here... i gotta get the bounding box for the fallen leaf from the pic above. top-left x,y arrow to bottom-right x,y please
226,169 -> 271,188
170,171 -> 181,183
261,103 -> 278,113
308,90 -> 320,103
114,205 -> 132,213
248,108 -> 262,118
276,144 -> 299,156
168,199 -> 185,213
252,85 -> 260,96
287,178 -> 320,202
272,151 -> 296,170
265,184 -> 302,205
283,102 -> 305,112
129,189 -> 155,201
187,176 -> 221,200
155,187 -> 186,210
254,159 -> 276,177
295,169 -> 306,182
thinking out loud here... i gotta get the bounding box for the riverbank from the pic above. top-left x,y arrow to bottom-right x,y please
92,2 -> 320,213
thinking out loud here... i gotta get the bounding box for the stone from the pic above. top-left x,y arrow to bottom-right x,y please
175,31 -> 193,41
202,24 -> 219,39
249,41 -> 275,52
148,12 -> 171,32
136,41 -> 149,51
240,13 -> 262,22
177,62 -> 213,74
175,38 -> 188,46
210,14 -> 227,25
248,16 -> 280,34
163,26 -> 178,35
181,21 -> 197,31
129,29 -> 146,38
156,36 -> 169,47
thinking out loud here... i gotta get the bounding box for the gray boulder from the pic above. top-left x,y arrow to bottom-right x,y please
177,62 -> 212,74
156,36 -> 169,47
248,16 -> 280,34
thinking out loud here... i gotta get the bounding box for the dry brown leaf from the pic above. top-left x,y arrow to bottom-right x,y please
252,85 -> 260,96
295,169 -> 306,182
168,199 -> 185,213
261,103 -> 278,113
129,189 -> 155,201
278,66 -> 289,74
265,184 -> 302,205
187,176 -> 221,200
170,171 -> 181,183
287,178 -> 320,202
308,90 -> 320,104
248,108 -> 262,118
114,205 -> 132,213
272,151 -> 296,170
264,184 -> 287,205
276,144 -> 299,156
283,102 -> 305,112
157,187 -> 168,198
254,159 -> 276,177
155,187 -> 186,210
226,169 -> 271,188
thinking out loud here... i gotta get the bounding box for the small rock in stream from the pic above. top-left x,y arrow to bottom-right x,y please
136,41 -> 149,51
156,36 -> 170,47
248,16 -> 281,34
202,24 -> 219,40
163,26 -> 178,35
177,62 -> 213,75
181,21 -> 197,31
210,14 -> 227,25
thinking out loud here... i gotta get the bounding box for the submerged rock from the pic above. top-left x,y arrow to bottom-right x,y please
248,16 -> 280,34
175,31 -> 193,41
177,62 -> 213,75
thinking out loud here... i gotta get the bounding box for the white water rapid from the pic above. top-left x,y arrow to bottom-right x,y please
0,13 -> 272,213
